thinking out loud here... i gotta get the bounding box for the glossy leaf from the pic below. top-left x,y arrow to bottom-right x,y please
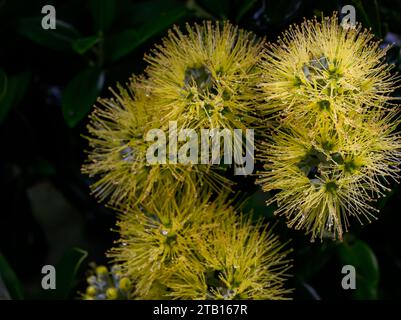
0,254 -> 24,300
338,239 -> 380,299
72,35 -> 100,54
62,68 -> 105,128
296,242 -> 335,282
236,0 -> 258,22
19,17 -> 80,52
129,0 -> 185,26
53,248 -> 88,299
106,6 -> 188,62
0,72 -> 31,123
197,0 -> 230,18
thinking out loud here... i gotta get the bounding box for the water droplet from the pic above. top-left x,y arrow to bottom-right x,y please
120,146 -> 135,162
326,215 -> 333,230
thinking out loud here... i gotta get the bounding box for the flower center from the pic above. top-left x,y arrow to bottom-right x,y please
325,181 -> 338,193
184,65 -> 214,94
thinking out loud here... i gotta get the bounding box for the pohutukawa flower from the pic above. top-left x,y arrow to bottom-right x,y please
144,21 -> 265,132
167,216 -> 292,300
259,15 -> 398,127
82,77 -> 228,209
107,189 -> 236,298
257,112 -> 401,240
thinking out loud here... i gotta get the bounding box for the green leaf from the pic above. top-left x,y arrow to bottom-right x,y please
53,248 -> 88,299
0,253 -> 24,300
19,17 -> 80,52
236,0 -> 258,22
0,71 -> 31,123
72,35 -> 100,54
197,0 -> 230,18
297,243 -> 335,281
91,0 -> 116,31
0,69 -> 7,100
129,0 -> 185,26
106,6 -> 188,62
337,239 -> 380,299
62,68 -> 105,128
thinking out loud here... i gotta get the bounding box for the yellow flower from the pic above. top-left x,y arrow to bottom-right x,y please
167,216 -> 292,300
144,21 -> 265,132
82,76 -> 229,209
257,111 -> 401,240
259,15 -> 397,128
107,188 -> 234,298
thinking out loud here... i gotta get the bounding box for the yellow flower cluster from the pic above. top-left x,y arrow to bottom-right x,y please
167,214 -> 292,300
82,14 -> 401,299
257,15 -> 401,241
82,21 -> 292,299
109,189 -> 292,299
82,77 -> 227,208
144,21 -> 265,131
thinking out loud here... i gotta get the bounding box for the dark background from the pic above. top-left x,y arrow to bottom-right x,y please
1,0 -> 401,300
